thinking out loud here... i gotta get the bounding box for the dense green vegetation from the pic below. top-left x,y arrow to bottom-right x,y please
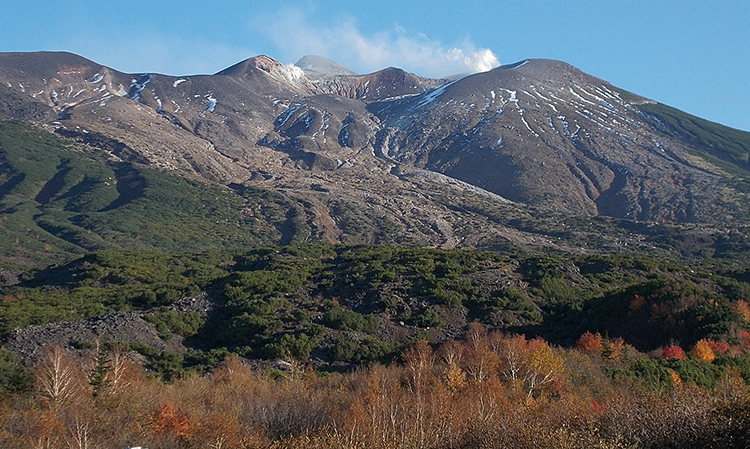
639,102 -> 750,180
0,121 -> 310,266
3,244 -> 750,384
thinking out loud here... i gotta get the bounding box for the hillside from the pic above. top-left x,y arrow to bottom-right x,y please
1,51 -> 750,235
3,51 -> 750,447
3,119 -> 750,270
3,244 -> 750,371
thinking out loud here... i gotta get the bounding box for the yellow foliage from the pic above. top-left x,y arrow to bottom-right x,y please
692,339 -> 716,363
732,300 -> 750,322
603,337 -> 625,360
444,362 -> 467,394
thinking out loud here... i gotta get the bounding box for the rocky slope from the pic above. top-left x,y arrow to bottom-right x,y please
1,51 -> 750,259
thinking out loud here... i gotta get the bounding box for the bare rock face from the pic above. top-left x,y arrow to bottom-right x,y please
3,312 -> 169,365
1,50 -> 749,235
368,59 -> 736,222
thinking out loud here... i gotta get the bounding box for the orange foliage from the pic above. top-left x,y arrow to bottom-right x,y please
738,329 -> 750,352
153,404 -> 190,436
493,332 -> 564,397
577,332 -> 603,354
464,323 -> 496,381
6,330 -> 750,448
692,339 -> 716,363
603,337 -> 625,360
668,369 -> 682,388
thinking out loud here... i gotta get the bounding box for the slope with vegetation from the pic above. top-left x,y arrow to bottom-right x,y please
3,50 -> 750,446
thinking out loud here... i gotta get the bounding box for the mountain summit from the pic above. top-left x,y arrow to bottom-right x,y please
295,55 -> 358,76
1,51 -> 750,261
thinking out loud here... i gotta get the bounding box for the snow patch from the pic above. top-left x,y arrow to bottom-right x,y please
205,94 -> 217,112
520,115 -> 539,137
569,87 -> 596,106
275,104 -> 302,129
126,74 -> 153,102
173,79 -> 187,88
415,80 -> 458,108
87,73 -> 104,84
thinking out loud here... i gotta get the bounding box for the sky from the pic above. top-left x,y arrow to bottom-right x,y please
1,1 -> 748,131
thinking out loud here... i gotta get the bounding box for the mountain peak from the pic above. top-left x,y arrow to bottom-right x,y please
294,55 -> 358,76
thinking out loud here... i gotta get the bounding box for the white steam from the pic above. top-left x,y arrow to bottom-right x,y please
260,11 -> 500,78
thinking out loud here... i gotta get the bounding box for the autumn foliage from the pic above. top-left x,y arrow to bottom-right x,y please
691,339 -> 716,363
661,344 -> 686,360
153,404 -> 190,436
732,300 -> 750,322
577,331 -> 604,353
1,325 -> 750,448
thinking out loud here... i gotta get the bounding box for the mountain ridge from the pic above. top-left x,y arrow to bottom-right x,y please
1,51 -> 750,268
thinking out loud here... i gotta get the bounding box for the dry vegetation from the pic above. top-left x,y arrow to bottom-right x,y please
2,323 -> 750,448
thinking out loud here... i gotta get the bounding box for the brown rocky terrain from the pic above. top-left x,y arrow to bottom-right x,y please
1,51 -> 749,256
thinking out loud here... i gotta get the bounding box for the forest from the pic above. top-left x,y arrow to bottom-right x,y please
1,245 -> 750,447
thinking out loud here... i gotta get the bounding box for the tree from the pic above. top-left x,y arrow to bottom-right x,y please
439,340 -> 466,394
35,345 -> 82,405
402,340 -> 435,447
691,339 -> 715,363
662,345 -> 686,360
524,337 -> 565,397
106,344 -> 134,395
86,343 -> 110,398
495,334 -> 564,397
153,403 -> 190,437
732,300 -> 750,322
577,332 -> 603,354
463,323 -> 496,382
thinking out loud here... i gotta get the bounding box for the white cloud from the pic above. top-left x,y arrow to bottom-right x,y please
260,10 -> 500,78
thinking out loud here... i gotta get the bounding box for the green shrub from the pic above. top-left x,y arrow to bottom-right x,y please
145,311 -> 205,341
412,308 -> 444,328
0,349 -> 30,395
322,302 -> 380,333
330,335 -> 360,362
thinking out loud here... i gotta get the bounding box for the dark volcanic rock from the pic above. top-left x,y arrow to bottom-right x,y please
2,311 -> 175,366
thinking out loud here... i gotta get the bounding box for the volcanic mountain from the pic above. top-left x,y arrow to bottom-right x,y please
1,51 -> 750,262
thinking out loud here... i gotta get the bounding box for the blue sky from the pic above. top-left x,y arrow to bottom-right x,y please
2,1 -> 749,131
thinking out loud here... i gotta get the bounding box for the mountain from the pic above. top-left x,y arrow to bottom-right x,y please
1,51 -> 750,268
5,51 -> 750,408
295,54 -> 358,76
